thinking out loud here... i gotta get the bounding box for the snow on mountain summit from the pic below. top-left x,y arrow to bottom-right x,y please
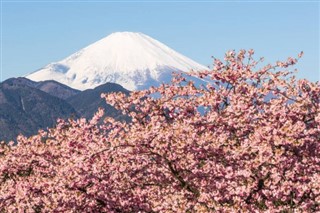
26,32 -> 207,91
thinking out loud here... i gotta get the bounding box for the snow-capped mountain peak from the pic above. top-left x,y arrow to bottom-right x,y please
26,32 -> 207,91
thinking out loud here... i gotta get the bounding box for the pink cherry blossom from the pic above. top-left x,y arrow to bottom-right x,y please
0,50 -> 319,212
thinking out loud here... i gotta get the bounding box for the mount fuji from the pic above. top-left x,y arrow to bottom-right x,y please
26,32 -> 207,91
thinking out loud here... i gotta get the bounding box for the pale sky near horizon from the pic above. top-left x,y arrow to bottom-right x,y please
1,0 -> 319,82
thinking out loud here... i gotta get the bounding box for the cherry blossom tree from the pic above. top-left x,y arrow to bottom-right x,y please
0,50 -> 319,212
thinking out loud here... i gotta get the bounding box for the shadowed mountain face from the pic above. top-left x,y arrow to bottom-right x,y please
0,78 -> 128,142
0,79 -> 79,142
67,82 -> 130,120
36,80 -> 80,100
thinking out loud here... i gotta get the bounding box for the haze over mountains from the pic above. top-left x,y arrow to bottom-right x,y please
26,32 -> 207,91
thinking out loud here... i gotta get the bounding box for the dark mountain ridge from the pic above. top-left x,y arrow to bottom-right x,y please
0,78 -> 128,142
4,77 -> 80,100
67,82 -> 130,120
0,79 -> 78,142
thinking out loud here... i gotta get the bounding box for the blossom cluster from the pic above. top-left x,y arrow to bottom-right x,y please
0,50 -> 319,212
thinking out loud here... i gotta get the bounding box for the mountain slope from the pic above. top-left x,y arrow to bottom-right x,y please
4,77 -> 80,100
35,80 -> 80,100
26,32 -> 207,91
67,82 -> 129,120
0,79 -> 78,142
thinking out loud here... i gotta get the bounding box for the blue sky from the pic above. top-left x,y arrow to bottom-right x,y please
1,1 -> 319,82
